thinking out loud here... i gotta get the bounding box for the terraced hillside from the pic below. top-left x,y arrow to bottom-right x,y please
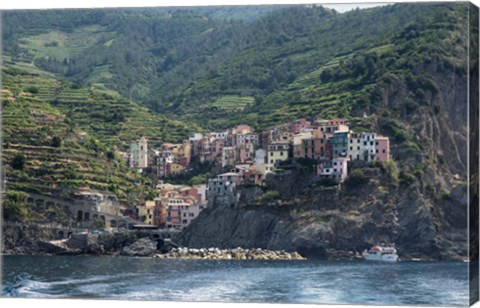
1,69 -> 153,204
1,66 -> 199,149
0,64 -> 201,224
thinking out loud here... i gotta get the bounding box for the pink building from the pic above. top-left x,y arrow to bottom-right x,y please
178,187 -> 202,203
218,172 -> 244,185
289,118 -> 311,134
243,169 -> 264,185
166,197 -> 205,230
236,144 -> 254,163
211,138 -> 225,161
375,136 -> 390,161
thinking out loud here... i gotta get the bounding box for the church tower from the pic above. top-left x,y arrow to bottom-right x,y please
138,136 -> 148,168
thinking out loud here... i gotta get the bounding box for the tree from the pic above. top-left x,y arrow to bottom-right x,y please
25,86 -> 39,94
3,191 -> 29,221
51,136 -> 62,147
11,153 -> 25,170
345,169 -> 368,188
320,68 -> 334,82
106,151 -> 116,160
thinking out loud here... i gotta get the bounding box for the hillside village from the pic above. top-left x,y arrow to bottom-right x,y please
120,117 -> 390,231
1,3 -> 472,264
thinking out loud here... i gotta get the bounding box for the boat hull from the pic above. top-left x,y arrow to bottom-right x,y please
363,254 -> 398,262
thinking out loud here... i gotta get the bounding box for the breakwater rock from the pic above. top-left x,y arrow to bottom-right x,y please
154,247 -> 306,260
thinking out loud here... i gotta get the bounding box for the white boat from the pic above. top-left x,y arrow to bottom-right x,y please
362,245 -> 398,262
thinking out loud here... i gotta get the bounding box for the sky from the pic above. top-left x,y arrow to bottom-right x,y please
322,2 -> 388,13
0,0 -> 478,10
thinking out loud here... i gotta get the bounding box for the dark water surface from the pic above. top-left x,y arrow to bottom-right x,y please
1,255 -> 469,306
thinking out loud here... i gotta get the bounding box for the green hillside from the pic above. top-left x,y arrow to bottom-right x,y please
0,63 -> 199,222
1,68 -> 149,204
1,3 -> 475,225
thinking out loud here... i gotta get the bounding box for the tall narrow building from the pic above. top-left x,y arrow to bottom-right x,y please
138,136 -> 148,168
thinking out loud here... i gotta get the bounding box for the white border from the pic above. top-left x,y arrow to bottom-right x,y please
0,1 -> 479,308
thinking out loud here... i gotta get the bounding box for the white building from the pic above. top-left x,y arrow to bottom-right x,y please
348,132 -> 376,162
317,157 -> 350,182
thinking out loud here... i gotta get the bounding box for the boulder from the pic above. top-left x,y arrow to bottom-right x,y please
121,238 -> 158,257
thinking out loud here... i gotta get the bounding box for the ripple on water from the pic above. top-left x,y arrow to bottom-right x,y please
1,256 -> 470,306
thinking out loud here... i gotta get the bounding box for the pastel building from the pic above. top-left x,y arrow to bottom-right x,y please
332,130 -> 349,158
129,141 -> 139,168
206,177 -> 238,208
314,119 -> 349,135
317,157 -> 350,181
207,178 -> 237,196
362,133 -> 376,162
188,133 -> 204,162
293,131 -> 312,158
299,136 -> 332,160
222,146 -> 236,167
179,203 -> 204,228
254,149 -> 266,164
129,136 -> 148,169
236,133 -> 258,146
138,136 -> 148,168
218,172 -> 244,185
289,118 -> 311,134
134,200 -> 155,225
375,135 -> 390,161
348,132 -> 363,161
348,132 -> 376,162
234,143 -> 254,164
267,142 -> 290,171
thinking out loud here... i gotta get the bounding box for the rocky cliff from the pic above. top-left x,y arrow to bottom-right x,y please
178,165 -> 468,261
1,225 -> 159,256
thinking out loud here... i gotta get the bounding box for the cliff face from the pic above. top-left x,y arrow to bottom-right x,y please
178,166 -> 468,260
178,58 -> 470,261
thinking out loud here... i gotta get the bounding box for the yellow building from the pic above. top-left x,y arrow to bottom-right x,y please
266,142 -> 290,172
135,200 -> 156,225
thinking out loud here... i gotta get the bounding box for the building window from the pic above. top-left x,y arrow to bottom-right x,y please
364,141 -> 367,146
357,146 -> 360,150
376,141 -> 379,145
350,140 -> 353,143
383,149 -> 386,153
370,141 -> 374,146
350,147 -> 352,150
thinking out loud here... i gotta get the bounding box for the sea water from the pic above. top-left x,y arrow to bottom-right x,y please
1,255 -> 469,306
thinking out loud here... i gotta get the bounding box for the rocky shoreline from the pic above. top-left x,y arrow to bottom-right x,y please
154,247 -> 306,260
